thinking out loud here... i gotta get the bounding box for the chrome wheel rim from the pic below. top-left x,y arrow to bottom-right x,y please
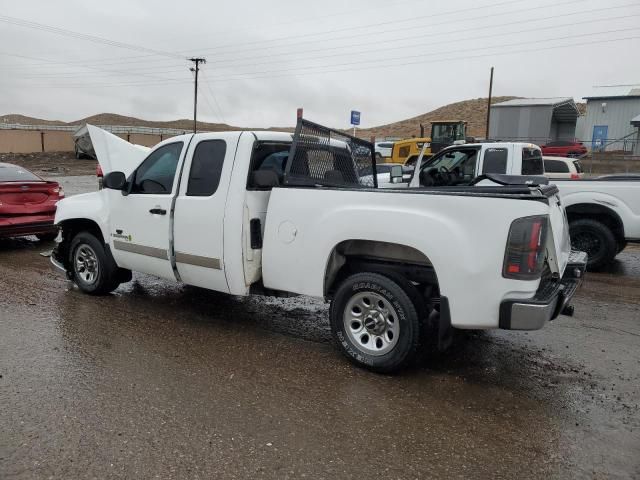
343,292 -> 399,356
74,244 -> 99,285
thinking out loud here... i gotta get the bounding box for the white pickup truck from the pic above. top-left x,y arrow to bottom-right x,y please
51,120 -> 586,372
404,142 -> 640,269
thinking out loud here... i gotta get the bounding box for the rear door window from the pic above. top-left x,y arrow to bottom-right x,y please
544,159 -> 569,173
187,140 -> 227,196
522,147 -> 544,175
482,148 -> 508,174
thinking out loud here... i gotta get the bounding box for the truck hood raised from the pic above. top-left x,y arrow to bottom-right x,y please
87,125 -> 150,177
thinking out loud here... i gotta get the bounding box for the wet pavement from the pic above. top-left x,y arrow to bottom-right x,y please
1,178 -> 639,479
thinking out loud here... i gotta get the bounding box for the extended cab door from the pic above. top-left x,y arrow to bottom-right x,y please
107,139 -> 188,280
172,133 -> 239,292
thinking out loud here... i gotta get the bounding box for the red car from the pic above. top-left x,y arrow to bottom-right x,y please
0,162 -> 64,241
540,140 -> 587,158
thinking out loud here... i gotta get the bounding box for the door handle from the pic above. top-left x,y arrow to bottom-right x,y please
149,208 -> 167,215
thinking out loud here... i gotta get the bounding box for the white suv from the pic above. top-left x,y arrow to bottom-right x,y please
543,156 -> 584,179
375,141 -> 394,160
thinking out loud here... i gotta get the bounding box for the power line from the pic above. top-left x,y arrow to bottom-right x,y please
0,15 -> 185,60
1,0 -> 529,70
5,0 -> 632,80
191,0 -> 536,54
188,0 -> 587,58
199,70 -> 227,125
17,8 -> 637,81
11,33 -> 639,88
201,34 -> 640,84
197,11 -> 640,71
594,83 -> 640,87
0,50 -> 188,83
0,0 -> 433,70
200,26 -> 640,81
0,0 -> 578,71
4,0 -> 630,77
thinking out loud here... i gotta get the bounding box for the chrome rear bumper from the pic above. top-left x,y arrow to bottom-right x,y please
499,250 -> 587,330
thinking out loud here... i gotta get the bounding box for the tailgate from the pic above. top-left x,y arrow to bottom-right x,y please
546,192 -> 572,276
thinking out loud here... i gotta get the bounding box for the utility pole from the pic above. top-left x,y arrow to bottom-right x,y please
189,57 -> 206,133
485,66 -> 494,140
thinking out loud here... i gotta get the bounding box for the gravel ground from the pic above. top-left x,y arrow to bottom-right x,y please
0,176 -> 638,479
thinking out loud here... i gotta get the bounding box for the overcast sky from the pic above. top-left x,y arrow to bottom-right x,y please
0,0 -> 639,129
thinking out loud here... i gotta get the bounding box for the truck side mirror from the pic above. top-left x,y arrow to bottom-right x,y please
390,165 -> 403,183
103,171 -> 126,190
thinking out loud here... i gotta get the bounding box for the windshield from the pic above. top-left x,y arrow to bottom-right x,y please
431,123 -> 465,143
421,148 -> 478,174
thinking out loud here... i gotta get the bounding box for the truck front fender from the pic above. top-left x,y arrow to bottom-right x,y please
54,192 -> 111,242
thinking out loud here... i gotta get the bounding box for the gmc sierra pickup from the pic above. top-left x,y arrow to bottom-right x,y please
51,119 -> 586,372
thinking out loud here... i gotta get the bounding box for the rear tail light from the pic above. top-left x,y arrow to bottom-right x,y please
503,215 -> 548,280
96,165 -> 103,177
570,173 -> 580,179
50,185 -> 65,197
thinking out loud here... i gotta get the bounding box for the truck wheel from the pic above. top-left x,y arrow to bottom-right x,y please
330,272 -> 420,373
69,231 -> 120,295
617,240 -> 628,254
570,218 -> 617,270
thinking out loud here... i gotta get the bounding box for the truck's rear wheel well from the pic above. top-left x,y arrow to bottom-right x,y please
324,240 -> 439,299
566,204 -> 625,243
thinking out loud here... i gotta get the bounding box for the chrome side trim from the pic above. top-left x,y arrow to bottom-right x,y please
175,252 -> 221,269
113,240 -> 168,260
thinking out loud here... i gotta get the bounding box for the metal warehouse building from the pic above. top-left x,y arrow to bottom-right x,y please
582,85 -> 640,153
488,97 -> 579,144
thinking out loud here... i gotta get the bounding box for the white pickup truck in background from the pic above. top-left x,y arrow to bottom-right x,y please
403,142 -> 640,269
51,119 -> 586,372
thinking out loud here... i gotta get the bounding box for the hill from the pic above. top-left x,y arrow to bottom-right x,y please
356,96 -> 519,139
0,114 -> 67,126
1,96 -> 586,138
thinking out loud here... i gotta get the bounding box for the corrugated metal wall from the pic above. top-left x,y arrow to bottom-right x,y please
583,98 -> 640,150
489,105 -> 554,143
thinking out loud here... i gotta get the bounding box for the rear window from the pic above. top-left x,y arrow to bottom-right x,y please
0,164 -> 42,182
573,160 -> 584,173
544,159 -> 570,173
482,148 -> 508,174
187,140 -> 227,196
522,148 -> 544,175
247,141 -> 291,189
378,142 -> 394,148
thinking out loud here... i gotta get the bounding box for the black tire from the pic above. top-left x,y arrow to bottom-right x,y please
569,218 -> 617,270
617,240 -> 628,254
330,272 -> 421,373
36,231 -> 58,242
69,231 -> 120,295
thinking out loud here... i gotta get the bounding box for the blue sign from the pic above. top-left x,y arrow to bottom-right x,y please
350,110 -> 361,126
